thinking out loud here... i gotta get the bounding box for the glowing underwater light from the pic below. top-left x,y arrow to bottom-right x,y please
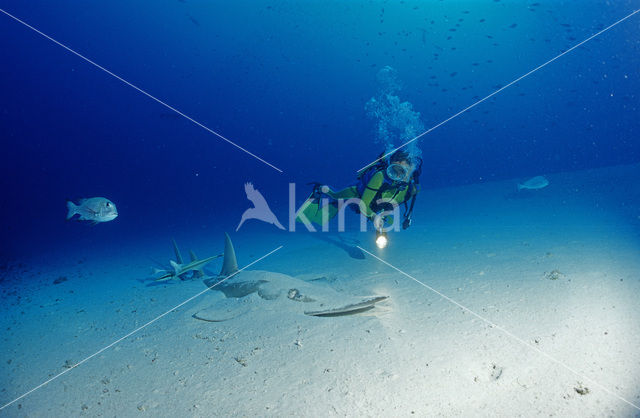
375,231 -> 388,249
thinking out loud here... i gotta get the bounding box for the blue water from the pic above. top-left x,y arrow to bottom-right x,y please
2,1 -> 639,257
1,2 -> 640,415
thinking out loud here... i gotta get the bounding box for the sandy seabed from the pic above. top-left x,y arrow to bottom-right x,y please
2,164 -> 640,417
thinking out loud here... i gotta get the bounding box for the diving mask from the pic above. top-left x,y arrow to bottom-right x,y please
386,163 -> 412,182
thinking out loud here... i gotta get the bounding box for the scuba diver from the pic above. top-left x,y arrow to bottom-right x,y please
296,149 -> 421,237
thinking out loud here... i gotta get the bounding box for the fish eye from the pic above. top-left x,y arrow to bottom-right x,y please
106,202 -> 110,207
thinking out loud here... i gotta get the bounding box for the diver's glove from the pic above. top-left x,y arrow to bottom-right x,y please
373,213 -> 385,231
308,182 -> 323,198
373,213 -> 394,230
307,183 -> 331,200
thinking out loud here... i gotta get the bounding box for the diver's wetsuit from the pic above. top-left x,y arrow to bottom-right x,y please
297,169 -> 418,227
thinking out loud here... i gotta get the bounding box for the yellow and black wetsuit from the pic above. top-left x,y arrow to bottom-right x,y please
296,169 -> 418,227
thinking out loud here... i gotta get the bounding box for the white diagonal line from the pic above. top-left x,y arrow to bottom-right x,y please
357,245 -> 640,411
0,245 -> 283,411
357,8 -> 640,173
0,8 -> 283,173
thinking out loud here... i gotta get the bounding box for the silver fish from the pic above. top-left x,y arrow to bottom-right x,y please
518,176 -> 549,191
66,197 -> 118,223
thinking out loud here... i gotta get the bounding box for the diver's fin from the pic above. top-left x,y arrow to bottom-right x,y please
220,232 -> 239,277
172,239 -> 184,264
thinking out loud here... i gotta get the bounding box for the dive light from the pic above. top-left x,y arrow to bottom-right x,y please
375,228 -> 388,249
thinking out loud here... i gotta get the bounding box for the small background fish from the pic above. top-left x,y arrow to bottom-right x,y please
66,197 -> 118,224
517,175 -> 549,191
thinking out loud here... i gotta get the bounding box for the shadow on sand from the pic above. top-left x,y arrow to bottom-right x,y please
310,233 -> 365,259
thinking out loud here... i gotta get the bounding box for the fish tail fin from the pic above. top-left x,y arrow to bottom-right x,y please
517,184 -> 523,191
66,201 -> 77,220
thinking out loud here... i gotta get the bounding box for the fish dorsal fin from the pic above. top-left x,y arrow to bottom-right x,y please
220,232 -> 239,277
170,260 -> 181,274
172,239 -> 184,264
